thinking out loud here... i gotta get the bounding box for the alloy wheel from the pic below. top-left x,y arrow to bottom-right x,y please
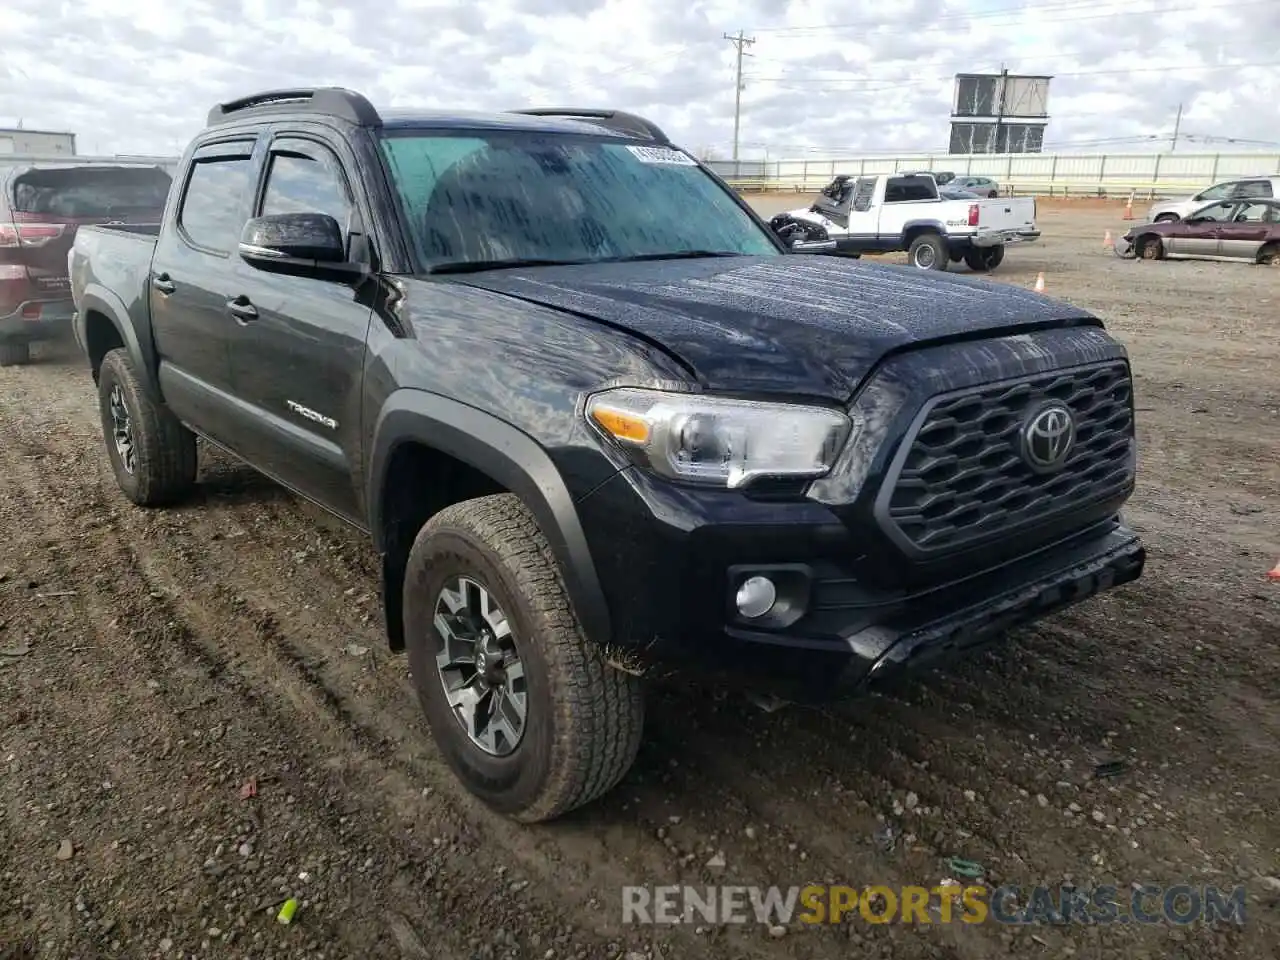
109,384 -> 136,475
433,575 -> 528,756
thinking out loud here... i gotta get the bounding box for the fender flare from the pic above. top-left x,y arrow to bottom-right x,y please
900,220 -> 949,246
367,389 -> 612,647
75,283 -> 159,396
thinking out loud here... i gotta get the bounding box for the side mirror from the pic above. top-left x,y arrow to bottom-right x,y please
238,213 -> 364,278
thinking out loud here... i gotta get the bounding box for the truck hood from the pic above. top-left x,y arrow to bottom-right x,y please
453,255 -> 1097,400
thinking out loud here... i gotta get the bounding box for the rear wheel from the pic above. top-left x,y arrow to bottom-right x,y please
1258,242 -> 1280,266
0,342 -> 31,367
404,493 -> 645,822
97,348 -> 198,505
964,245 -> 1006,272
988,189 -> 998,198
907,233 -> 949,271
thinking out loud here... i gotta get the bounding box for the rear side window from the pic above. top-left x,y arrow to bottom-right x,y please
178,146 -> 255,253
1232,180 -> 1274,199
885,177 -> 936,203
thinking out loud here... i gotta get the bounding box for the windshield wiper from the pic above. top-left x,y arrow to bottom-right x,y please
601,250 -> 746,263
428,257 -> 589,275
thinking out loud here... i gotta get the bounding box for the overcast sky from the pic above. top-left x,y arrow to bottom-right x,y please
2,0 -> 1277,161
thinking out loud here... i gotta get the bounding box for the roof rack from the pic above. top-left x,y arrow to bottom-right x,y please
507,109 -> 669,143
207,88 -> 382,128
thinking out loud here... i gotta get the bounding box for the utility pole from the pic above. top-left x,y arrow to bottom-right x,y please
724,30 -> 755,162
1170,103 -> 1183,152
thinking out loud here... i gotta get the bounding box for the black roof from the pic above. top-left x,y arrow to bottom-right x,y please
206,88 -> 670,142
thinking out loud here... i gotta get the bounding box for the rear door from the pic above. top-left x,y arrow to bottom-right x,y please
1215,200 -> 1273,259
3,165 -> 172,303
149,138 -> 262,446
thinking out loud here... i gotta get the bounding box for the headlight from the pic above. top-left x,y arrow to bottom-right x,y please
585,387 -> 853,489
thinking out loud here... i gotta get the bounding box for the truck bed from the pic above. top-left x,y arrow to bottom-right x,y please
68,224 -> 159,337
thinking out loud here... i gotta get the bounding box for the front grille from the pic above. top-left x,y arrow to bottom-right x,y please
884,361 -> 1134,553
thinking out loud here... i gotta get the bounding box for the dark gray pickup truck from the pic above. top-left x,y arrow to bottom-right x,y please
69,88 -> 1146,822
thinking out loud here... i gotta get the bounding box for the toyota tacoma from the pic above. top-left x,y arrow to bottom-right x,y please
68,88 -> 1145,822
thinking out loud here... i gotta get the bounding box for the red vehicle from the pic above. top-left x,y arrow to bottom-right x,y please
1117,197 -> 1280,265
1,162 -> 172,365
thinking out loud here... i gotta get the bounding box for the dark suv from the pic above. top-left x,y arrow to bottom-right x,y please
1,162 -> 171,365
69,88 -> 1145,822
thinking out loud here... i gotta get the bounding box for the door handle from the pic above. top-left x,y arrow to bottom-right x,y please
226,296 -> 258,323
152,274 -> 175,295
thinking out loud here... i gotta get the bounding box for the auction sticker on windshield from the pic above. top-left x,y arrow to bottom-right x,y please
627,145 -> 698,165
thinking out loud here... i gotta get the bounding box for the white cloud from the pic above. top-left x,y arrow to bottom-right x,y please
0,0 -> 1277,160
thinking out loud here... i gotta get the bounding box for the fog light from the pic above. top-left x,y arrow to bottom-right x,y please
735,575 -> 777,619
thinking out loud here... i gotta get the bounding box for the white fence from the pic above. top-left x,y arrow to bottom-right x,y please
709,151 -> 1280,198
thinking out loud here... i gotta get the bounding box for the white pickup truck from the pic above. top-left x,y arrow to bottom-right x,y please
769,172 -> 1040,271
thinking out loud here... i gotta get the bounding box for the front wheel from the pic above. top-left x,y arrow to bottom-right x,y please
404,493 -> 645,823
907,233 -> 949,270
1154,214 -> 1179,223
1258,242 -> 1280,266
96,348 -> 198,505
964,245 -> 1006,272
1136,234 -> 1164,261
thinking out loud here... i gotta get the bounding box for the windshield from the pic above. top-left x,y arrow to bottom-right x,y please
9,167 -> 171,218
377,131 -> 780,270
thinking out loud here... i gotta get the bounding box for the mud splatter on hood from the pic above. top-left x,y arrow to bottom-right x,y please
453,255 -> 1100,400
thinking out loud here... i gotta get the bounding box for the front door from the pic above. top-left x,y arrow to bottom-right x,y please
1166,200 -> 1234,257
226,132 -> 374,525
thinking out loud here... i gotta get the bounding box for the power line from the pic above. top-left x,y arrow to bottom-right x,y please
723,30 -> 755,161
744,59 -> 1280,87
748,0 -> 1271,35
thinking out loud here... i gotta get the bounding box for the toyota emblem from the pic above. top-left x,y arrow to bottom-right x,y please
1021,402 -> 1076,472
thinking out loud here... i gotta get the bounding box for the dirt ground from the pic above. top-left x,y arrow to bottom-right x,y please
2,204 -> 1279,960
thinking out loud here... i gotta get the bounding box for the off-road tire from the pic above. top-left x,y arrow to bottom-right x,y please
97,348 -> 197,506
908,233 -> 949,271
404,493 -> 645,823
0,342 -> 31,366
964,245 -> 1006,272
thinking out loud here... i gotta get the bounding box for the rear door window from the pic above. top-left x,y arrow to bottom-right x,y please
177,142 -> 257,253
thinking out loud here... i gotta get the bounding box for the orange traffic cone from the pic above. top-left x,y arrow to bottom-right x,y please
1104,229 -> 1114,248
1268,560 -> 1280,581
1123,195 -> 1135,220
1033,272 -> 1045,293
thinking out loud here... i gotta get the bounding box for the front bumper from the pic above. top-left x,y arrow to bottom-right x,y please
576,465 -> 1145,704
0,298 -> 76,343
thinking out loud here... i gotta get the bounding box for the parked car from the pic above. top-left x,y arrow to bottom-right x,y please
1,162 -> 171,366
949,176 -> 1001,198
1117,197 -> 1280,263
771,171 -> 1038,270
1146,176 -> 1280,223
70,87 -> 1145,822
